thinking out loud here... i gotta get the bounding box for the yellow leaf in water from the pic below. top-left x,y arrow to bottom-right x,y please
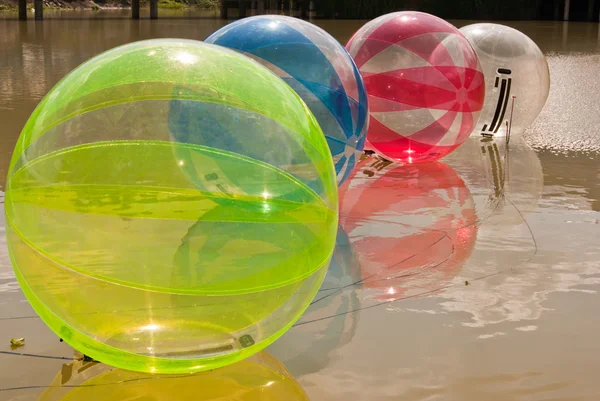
10,338 -> 25,347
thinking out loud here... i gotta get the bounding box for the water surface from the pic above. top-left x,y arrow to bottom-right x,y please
1,13 -> 600,401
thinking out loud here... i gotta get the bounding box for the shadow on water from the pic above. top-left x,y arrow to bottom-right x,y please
268,226 -> 361,377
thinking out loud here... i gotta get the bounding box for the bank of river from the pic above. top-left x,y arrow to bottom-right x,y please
0,0 -> 216,11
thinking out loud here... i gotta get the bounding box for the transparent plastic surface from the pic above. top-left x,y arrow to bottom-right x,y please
346,12 -> 485,163
5,39 -> 338,374
460,23 -> 550,138
206,16 -> 369,185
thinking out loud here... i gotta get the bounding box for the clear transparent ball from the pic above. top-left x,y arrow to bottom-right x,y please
460,23 -> 550,138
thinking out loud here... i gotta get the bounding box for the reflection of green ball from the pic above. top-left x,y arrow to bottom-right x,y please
5,39 -> 338,374
38,352 -> 308,401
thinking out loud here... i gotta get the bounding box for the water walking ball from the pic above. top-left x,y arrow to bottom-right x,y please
460,23 -> 550,138
206,16 -> 369,185
5,39 -> 338,374
346,12 -> 485,163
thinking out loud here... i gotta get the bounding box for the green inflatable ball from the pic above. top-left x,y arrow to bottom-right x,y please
5,39 -> 338,374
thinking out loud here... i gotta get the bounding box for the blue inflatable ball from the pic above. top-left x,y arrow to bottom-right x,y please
206,16 -> 369,186
167,84 -> 327,207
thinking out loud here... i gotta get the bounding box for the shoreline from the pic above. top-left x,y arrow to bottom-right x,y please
0,6 -> 215,10
0,0 -> 216,11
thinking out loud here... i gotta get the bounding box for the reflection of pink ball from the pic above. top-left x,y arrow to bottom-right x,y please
346,12 -> 485,163
339,155 -> 477,301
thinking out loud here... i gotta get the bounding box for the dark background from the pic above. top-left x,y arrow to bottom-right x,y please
309,0 -> 599,21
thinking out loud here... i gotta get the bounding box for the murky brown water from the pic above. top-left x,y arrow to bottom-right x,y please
1,12 -> 600,401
